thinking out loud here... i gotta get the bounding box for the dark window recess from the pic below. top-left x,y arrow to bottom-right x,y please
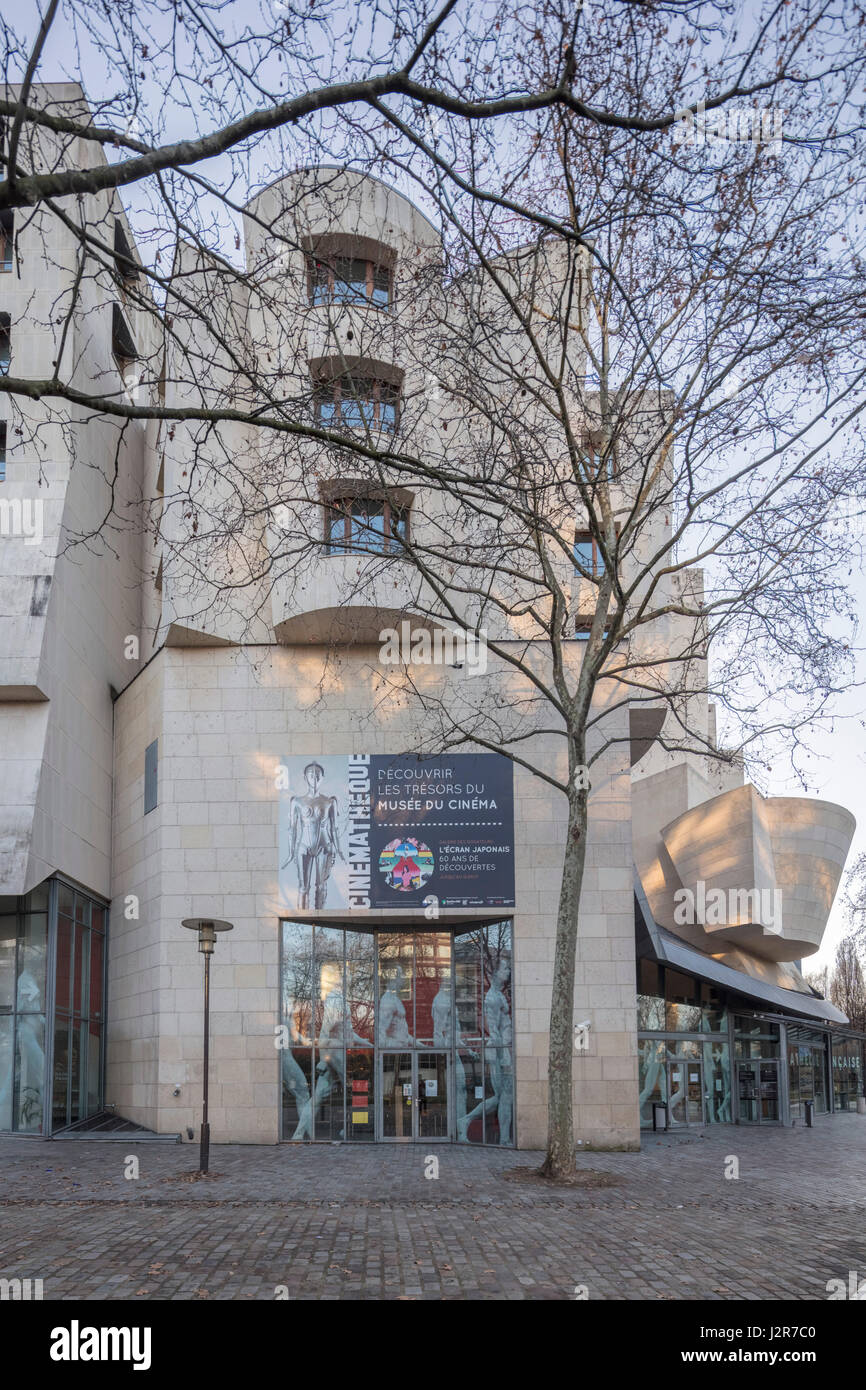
112,303 -> 137,365
309,255 -> 393,309
29,575 -> 51,617
325,497 -> 409,555
0,210 -> 13,270
314,377 -> 398,433
0,313 -> 10,374
0,422 -> 6,482
113,219 -> 138,283
144,739 -> 158,814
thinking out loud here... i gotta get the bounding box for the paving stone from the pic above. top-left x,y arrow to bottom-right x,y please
0,1115 -> 864,1299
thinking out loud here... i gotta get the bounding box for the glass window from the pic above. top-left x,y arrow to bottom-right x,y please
314,927 -> 345,1044
702,1041 -> 732,1123
574,532 -> 599,577
637,958 -> 664,1031
282,1047 -> 313,1139
0,314 -> 10,374
345,1050 -> 375,1140
345,931 -> 375,1044
378,934 -> 415,1047
309,254 -> 392,309
665,970 -> 702,1031
314,378 -> 398,434
0,209 -> 13,270
0,1016 -> 12,1130
638,1040 -> 667,1128
414,932 -> 450,1047
325,497 -> 408,555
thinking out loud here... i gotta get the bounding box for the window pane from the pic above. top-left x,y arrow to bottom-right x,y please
454,929 -> 483,1041
703,1041 -> 731,1123
665,969 -> 702,1031
456,1048 -> 484,1143
350,499 -> 385,551
574,536 -> 596,574
638,1040 -> 667,1127
0,1015 -> 12,1129
345,931 -> 375,1044
333,256 -> 367,303
414,932 -> 451,1047
637,958 -> 664,1030
0,924 -> 14,1012
56,916 -> 73,1015
371,264 -> 391,307
310,260 -> 330,305
313,1042 -> 345,1140
15,1012 -> 45,1131
91,905 -> 105,934
89,932 -> 104,1021
73,924 -> 88,1016
314,927 -> 344,1044
52,1016 -> 70,1126
282,1047 -> 313,1139
390,507 -> 407,547
86,1019 -> 101,1117
346,1049 -> 374,1140
378,934 -> 415,1046
281,921 -> 313,1045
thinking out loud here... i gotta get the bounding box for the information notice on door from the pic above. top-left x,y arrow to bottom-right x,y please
278,752 -> 515,911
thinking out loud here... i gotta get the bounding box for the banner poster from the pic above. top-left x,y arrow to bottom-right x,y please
278,753 -> 515,911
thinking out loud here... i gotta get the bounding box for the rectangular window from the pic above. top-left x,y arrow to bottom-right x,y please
325,497 -> 409,555
0,210 -> 13,271
574,531 -> 601,577
0,421 -> 6,483
144,739 -> 158,814
314,377 -> 398,434
0,314 -> 10,374
308,255 -> 393,309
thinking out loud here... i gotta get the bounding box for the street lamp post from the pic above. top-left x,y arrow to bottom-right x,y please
181,918 -> 234,1173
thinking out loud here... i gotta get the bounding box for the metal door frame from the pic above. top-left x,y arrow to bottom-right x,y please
377,1049 -> 452,1142
666,1058 -> 704,1127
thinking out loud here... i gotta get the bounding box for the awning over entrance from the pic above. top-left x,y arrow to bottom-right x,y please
635,874 -> 848,1026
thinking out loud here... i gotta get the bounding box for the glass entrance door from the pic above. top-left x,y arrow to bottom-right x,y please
736,1059 -> 780,1123
380,1052 -> 450,1140
667,1060 -> 704,1126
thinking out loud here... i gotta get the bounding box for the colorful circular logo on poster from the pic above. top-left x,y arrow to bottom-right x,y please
378,837 -> 434,892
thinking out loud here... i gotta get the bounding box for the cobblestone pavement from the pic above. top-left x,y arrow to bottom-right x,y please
1,1114 -> 864,1300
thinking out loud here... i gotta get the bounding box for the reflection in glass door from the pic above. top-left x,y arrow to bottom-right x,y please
667,1060 -> 704,1126
381,1052 -> 413,1139
737,1059 -> 779,1123
380,1052 -> 449,1140
416,1052 -> 448,1140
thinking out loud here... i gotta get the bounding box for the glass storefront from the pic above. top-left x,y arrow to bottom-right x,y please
638,962 -> 865,1128
787,1026 -> 829,1119
280,922 -> 514,1144
831,1037 -> 864,1110
0,879 -> 106,1134
638,960 -> 731,1128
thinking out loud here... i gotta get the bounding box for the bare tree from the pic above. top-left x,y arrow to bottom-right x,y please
828,934 -> 866,1032
2,1 -> 866,1176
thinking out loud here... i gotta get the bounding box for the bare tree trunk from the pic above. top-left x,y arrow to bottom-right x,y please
540,781 -> 588,1179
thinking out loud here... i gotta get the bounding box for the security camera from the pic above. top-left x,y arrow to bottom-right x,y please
172,1085 -> 181,1097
